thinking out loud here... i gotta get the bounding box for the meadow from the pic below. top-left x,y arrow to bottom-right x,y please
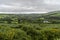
0,12 -> 60,40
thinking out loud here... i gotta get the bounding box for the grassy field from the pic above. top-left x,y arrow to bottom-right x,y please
0,12 -> 60,40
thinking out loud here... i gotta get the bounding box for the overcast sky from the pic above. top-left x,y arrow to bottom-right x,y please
0,0 -> 60,13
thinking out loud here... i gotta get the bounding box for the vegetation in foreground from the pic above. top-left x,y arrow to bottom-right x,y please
0,12 -> 60,40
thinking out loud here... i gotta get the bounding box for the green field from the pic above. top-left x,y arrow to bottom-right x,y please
0,12 -> 60,40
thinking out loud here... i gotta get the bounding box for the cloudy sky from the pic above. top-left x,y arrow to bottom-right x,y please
0,0 -> 60,13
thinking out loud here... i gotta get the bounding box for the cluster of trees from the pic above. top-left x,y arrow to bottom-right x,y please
0,24 -> 60,40
0,14 -> 60,24
0,13 -> 60,40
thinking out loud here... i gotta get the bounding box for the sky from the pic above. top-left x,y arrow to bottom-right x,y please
0,0 -> 60,13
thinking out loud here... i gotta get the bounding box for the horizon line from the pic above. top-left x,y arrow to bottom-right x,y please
0,12 -> 47,14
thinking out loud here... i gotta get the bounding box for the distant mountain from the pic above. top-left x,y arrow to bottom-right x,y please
41,11 -> 60,16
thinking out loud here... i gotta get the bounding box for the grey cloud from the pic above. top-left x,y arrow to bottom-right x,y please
0,0 -> 60,12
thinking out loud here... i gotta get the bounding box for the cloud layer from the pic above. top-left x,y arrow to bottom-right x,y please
0,0 -> 60,12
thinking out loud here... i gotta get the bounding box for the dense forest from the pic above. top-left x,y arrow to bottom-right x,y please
0,11 -> 60,40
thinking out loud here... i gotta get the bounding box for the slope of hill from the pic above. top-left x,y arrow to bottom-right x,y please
0,11 -> 60,24
0,11 -> 60,40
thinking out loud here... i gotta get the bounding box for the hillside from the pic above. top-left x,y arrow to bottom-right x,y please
0,11 -> 60,24
0,11 -> 60,40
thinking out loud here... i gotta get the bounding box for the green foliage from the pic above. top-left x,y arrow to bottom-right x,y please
0,13 -> 60,40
